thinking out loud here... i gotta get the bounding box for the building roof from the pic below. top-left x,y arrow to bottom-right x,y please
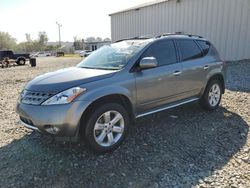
109,0 -> 171,16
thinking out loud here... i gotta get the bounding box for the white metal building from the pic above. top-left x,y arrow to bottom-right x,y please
84,41 -> 112,51
110,0 -> 250,60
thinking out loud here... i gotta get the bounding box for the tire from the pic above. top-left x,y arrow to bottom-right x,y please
83,103 -> 129,153
17,59 -> 26,66
199,79 -> 223,111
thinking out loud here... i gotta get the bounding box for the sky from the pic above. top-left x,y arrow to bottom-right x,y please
0,0 -> 153,43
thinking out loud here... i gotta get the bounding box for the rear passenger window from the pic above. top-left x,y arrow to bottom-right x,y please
142,40 -> 177,66
177,40 -> 203,61
197,40 -> 210,55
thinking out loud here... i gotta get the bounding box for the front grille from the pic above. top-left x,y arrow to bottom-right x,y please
20,116 -> 34,126
20,90 -> 54,105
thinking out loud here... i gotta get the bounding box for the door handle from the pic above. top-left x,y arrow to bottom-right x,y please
173,71 -> 182,76
204,65 -> 209,70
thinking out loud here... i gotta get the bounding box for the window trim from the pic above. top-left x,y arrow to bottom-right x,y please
196,40 -> 211,57
175,39 -> 204,62
132,39 -> 179,72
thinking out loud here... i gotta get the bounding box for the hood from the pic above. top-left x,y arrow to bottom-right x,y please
25,67 -> 117,92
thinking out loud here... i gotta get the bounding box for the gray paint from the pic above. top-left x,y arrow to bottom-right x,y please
16,36 -> 226,140
25,67 -> 117,92
110,0 -> 250,60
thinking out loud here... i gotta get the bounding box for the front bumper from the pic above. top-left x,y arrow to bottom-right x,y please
15,100 -> 91,137
19,119 -> 41,132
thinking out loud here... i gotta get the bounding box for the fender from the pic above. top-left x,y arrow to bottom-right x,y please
200,62 -> 225,96
76,85 -> 136,113
74,85 -> 137,137
78,85 -> 135,102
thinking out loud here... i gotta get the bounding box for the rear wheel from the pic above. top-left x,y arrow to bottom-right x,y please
17,59 -> 26,65
83,103 -> 129,152
200,79 -> 222,110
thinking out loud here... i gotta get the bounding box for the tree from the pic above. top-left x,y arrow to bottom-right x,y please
85,37 -> 95,42
21,33 -> 33,52
96,37 -> 102,42
38,31 -> 48,46
103,38 -> 111,41
44,45 -> 57,51
73,36 -> 83,50
25,33 -> 31,42
15,32 -> 50,52
0,32 -> 17,50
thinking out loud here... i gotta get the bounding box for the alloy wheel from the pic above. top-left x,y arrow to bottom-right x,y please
93,110 -> 124,147
208,83 -> 221,107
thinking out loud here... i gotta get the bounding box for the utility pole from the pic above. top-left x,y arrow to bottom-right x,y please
56,22 -> 62,47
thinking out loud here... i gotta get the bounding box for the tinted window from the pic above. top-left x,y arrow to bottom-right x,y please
142,40 -> 177,66
177,40 -> 203,61
197,40 -> 210,55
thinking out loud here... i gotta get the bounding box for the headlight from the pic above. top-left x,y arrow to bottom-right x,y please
42,87 -> 86,105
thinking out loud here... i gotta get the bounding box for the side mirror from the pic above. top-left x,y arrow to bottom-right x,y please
139,57 -> 158,70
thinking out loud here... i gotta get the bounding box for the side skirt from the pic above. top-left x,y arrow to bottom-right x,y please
136,97 -> 199,118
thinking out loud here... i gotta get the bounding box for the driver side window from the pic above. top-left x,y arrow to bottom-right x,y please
142,40 -> 177,66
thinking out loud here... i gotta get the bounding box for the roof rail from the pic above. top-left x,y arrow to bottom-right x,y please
156,33 -> 180,38
156,33 -> 204,39
185,34 -> 203,38
115,33 -> 204,43
115,36 -> 152,43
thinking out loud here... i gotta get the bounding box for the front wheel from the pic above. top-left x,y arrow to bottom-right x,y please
83,103 -> 129,152
199,79 -> 222,110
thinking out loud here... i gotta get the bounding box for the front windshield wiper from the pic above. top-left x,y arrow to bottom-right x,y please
98,67 -> 120,70
80,66 -> 120,71
80,66 -> 98,69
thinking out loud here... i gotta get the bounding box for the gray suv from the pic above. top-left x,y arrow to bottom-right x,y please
16,34 -> 226,152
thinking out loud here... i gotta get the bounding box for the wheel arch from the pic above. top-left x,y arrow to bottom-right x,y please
16,57 -> 26,65
78,94 -> 135,137
17,56 -> 26,61
205,73 -> 225,94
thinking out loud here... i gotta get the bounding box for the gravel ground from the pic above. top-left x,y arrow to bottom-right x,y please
0,57 -> 249,188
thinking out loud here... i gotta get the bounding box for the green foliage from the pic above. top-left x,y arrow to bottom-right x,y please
15,31 -> 49,52
0,32 -> 17,50
0,31 -> 51,52
73,36 -> 84,50
38,31 -> 48,46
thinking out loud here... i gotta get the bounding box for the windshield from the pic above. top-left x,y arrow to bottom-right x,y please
77,40 -> 151,70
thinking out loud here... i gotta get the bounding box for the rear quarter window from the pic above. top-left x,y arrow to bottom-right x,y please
197,40 -> 210,56
176,40 -> 203,61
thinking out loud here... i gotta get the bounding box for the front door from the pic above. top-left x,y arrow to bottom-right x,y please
134,40 -> 183,114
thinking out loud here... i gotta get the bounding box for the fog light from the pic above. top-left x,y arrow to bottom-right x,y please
45,126 -> 60,135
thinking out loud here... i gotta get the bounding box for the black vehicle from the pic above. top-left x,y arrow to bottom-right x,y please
0,50 -> 30,65
56,51 -> 65,57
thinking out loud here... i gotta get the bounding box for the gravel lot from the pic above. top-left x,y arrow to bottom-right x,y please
0,57 -> 249,188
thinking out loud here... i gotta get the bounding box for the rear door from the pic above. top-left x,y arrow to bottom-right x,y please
134,39 -> 183,113
175,39 -> 207,98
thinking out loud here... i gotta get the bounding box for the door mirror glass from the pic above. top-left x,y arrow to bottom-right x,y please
139,57 -> 158,70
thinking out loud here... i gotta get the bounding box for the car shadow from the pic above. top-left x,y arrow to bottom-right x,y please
0,103 -> 248,187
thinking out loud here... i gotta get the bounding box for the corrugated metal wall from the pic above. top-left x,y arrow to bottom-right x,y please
110,0 -> 250,60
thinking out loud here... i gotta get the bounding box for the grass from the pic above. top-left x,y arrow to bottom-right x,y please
63,54 -> 82,58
